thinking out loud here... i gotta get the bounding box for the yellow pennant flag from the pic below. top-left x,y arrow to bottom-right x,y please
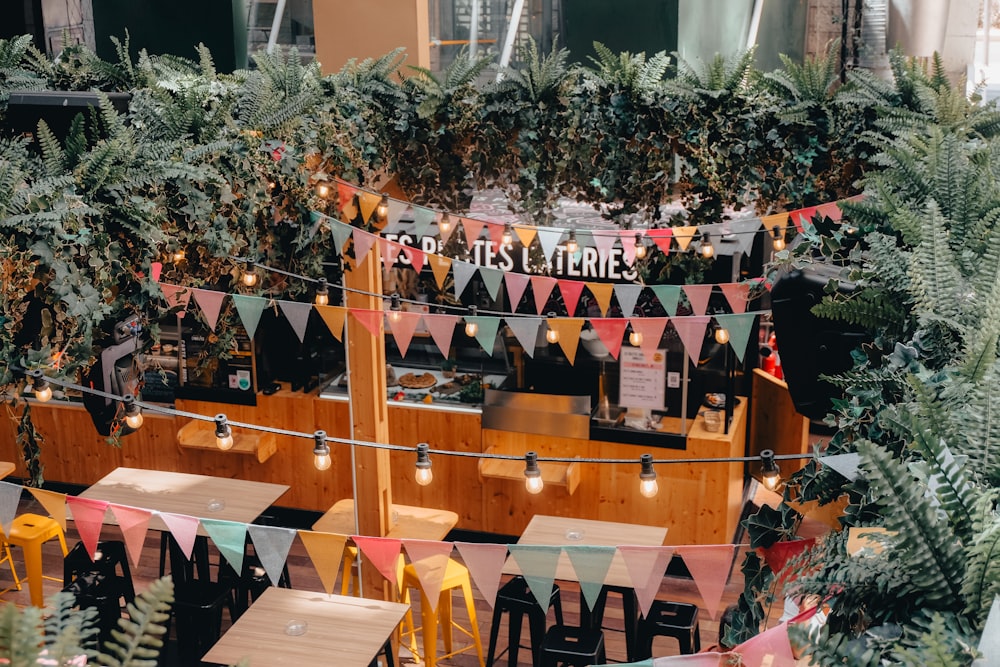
298,530 -> 348,595
357,191 -> 381,223
672,225 -> 699,251
315,305 -> 347,341
549,318 -> 585,365
429,254 -> 453,290
587,283 -> 615,317
760,212 -> 789,234
514,225 -> 537,248
28,487 -> 67,531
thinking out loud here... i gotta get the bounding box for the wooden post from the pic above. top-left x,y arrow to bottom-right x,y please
344,238 -> 393,600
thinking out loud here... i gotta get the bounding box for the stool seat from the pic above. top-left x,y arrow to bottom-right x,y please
7,513 -> 68,606
540,625 -> 606,667
636,600 -> 701,659
486,575 -> 563,667
401,559 -> 485,667
169,579 -> 233,664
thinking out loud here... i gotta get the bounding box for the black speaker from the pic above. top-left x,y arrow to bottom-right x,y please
769,265 -> 869,421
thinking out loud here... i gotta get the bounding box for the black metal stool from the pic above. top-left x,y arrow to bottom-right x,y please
636,600 -> 701,658
168,579 -> 234,664
540,625 -> 606,667
63,540 -> 136,648
587,584 -> 640,662
486,575 -> 564,667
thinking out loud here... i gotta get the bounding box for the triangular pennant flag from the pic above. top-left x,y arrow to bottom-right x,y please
387,311 -> 422,357
719,283 -> 751,314
506,545 -> 563,614
0,482 -> 21,535
759,538 -> 816,579
714,313 -> 756,363
514,225 -> 537,249
248,524 -> 297,586
462,217 -> 485,248
675,545 -> 735,620
403,539 -> 455,612
315,305 -> 348,341
452,261 -> 478,299
386,198 -> 410,230
27,488 -> 67,531
550,318 -> 585,365
504,317 -> 542,358
820,452 -> 862,481
191,289 -> 226,331
467,316 -> 502,355
422,314 -> 460,358
159,513 -> 201,561
978,596 -> 1000,658
816,200 -> 844,221
734,621 -> 796,667
341,194 -> 359,222
352,535 -> 402,587
618,546 -> 674,618
589,319 -> 629,360
558,280 -> 586,316
649,285 -> 681,316
428,253 -> 453,290
109,504 -> 152,570
791,206 -> 817,232
530,276 -> 557,314
159,283 -> 192,316
412,206 -> 438,239
352,229 -> 378,265
336,181 -> 357,211
351,308 -> 383,337
378,237 -> 403,270
672,316 -> 710,364
66,496 -> 109,560
454,542 -> 509,609
564,545 -> 617,612
298,530 -> 347,594
402,245 -> 426,274
682,284 -> 713,316
480,267 -> 504,301
730,217 -> 762,255
592,231 -> 618,258
231,295 -> 267,338
647,228 -> 673,255
536,228 -> 563,261
150,261 -> 162,283
330,219 -> 354,252
201,518 -> 249,574
652,655 -> 723,666
504,272 -> 530,310
619,230 -> 638,265
629,318 -> 668,362
615,284 -> 643,317
760,212 -> 789,239
278,299 -> 313,343
486,221 -> 506,253
357,191 -> 381,222
672,226 -> 699,251
587,283 -> 615,317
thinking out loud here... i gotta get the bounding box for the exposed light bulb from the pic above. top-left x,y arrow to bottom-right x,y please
771,225 -> 786,252
439,213 -> 451,235
389,293 -> 403,323
313,430 -> 332,471
315,279 -> 329,306
214,414 -> 233,451
123,395 -> 143,429
377,194 -> 390,220
565,227 -> 578,255
502,223 -> 514,248
546,326 -> 560,344
30,372 -> 52,402
241,264 -> 258,287
415,443 -> 433,486
629,330 -> 643,347
700,232 -> 715,259
639,454 -> 658,498
634,233 -> 647,260
524,452 -> 543,494
761,449 -> 781,491
715,327 -> 730,345
465,305 -> 478,337
316,183 -> 330,198
170,249 -> 186,264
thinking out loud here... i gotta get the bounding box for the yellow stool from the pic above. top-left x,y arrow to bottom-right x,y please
400,559 -> 485,667
341,546 -> 360,596
8,514 -> 68,606
0,535 -> 22,597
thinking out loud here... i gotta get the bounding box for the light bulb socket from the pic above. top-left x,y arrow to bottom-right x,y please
415,443 -> 432,483
502,222 -> 514,246
760,449 -> 781,489
29,370 -> 52,401
524,451 -> 541,479
214,414 -> 231,439
123,394 -> 140,416
391,293 -> 402,312
565,226 -> 578,253
639,453 -> 656,482
313,430 -> 329,456
316,279 -> 329,298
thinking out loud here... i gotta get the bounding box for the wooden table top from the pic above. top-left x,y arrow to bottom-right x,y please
202,587 -> 409,666
78,467 -> 290,533
312,499 -> 458,540
503,514 -> 668,588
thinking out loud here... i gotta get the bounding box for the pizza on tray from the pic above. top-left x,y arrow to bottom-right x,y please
398,372 -> 436,389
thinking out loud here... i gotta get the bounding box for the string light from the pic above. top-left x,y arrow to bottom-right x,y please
168,247 -> 186,264
771,225 -> 786,252
634,233 -> 647,260
316,182 -> 330,198
29,370 -> 51,402
214,414 -> 234,451
465,305 -> 479,337
122,395 -> 143,429
545,312 -> 560,344
314,279 -> 330,306
628,326 -> 643,347
376,194 -> 390,221
699,232 -> 715,259
439,213 -> 452,236
761,449 -> 781,490
639,453 -> 658,498
241,263 -> 259,288
501,222 -> 514,248
389,293 -> 403,323
565,226 -> 579,255
415,443 -> 433,486
715,326 -> 730,345
313,430 -> 332,471
524,451 -> 543,494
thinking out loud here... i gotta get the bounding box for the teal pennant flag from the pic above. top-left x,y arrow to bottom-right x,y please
649,285 -> 680,316
564,545 -> 617,612
201,518 -> 249,575
231,295 -> 267,338
713,313 -> 757,363
506,545 -> 563,614
465,316 -> 502,355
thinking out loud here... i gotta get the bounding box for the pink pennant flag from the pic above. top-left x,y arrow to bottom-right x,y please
462,217 -> 485,248
402,245 -> 426,273
422,313 -> 460,358
150,261 -> 163,283
682,284 -> 713,316
379,238 -> 403,270
191,288 -> 226,331
160,513 -> 201,561
351,308 -> 384,337
629,318 -> 668,362
454,542 -> 509,609
159,283 -> 192,314
675,545 -> 736,620
734,621 -> 796,667
530,276 -> 558,314
387,311 -> 422,357
589,319 -> 629,360
352,535 -> 402,587
651,653 -> 729,666
672,316 -> 710,364
647,228 -> 673,255
352,229 -> 378,265
618,546 -> 675,618
109,504 -> 152,570
592,230 -> 618,258
558,280 -> 586,316
719,283 -> 751,314
403,539 -> 455,612
66,496 -> 109,560
504,272 -> 530,310
619,230 -> 638,265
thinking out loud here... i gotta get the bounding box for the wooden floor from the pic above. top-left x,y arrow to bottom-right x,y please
0,493 -> 756,666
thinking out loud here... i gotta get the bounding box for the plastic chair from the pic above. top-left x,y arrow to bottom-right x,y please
7,513 -> 68,606
486,575 -> 563,667
540,625 -> 606,667
400,559 -> 485,667
636,600 -> 701,658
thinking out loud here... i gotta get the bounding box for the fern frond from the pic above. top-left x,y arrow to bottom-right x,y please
35,120 -> 66,177
96,575 -> 173,667
811,287 -> 906,331
961,512 -> 1000,624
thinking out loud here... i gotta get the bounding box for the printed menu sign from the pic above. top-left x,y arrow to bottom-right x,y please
619,348 -> 666,410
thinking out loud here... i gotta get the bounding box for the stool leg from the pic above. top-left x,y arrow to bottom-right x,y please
440,591 -> 453,657
508,610 -> 524,667
421,592 -> 438,667
460,580 -> 485,667
527,608 -> 546,667
622,591 -> 638,662
22,540 -> 44,606
485,605 -> 504,667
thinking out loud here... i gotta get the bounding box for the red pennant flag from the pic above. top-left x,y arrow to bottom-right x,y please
646,228 -> 673,255
759,538 -> 816,582
486,221 -> 506,253
110,504 -> 152,570
462,217 -> 485,247
337,181 -> 357,211
66,496 -> 109,560
379,237 -> 403,270
558,280 -> 586,316
816,201 -> 843,221
150,262 -> 163,283
790,206 -> 817,232
352,535 -> 402,587
402,245 -> 426,273
350,309 -> 383,337
589,319 -> 629,360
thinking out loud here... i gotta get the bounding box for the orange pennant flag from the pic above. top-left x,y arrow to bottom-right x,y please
298,530 -> 348,594
549,318 -> 585,365
514,225 -> 537,249
429,253 -> 453,290
587,283 -> 615,317
315,305 -> 347,341
358,191 -> 381,223
760,212 -> 789,236
27,487 -> 67,531
672,226 -> 699,252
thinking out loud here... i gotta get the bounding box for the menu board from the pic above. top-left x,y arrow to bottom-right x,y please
619,348 -> 666,410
